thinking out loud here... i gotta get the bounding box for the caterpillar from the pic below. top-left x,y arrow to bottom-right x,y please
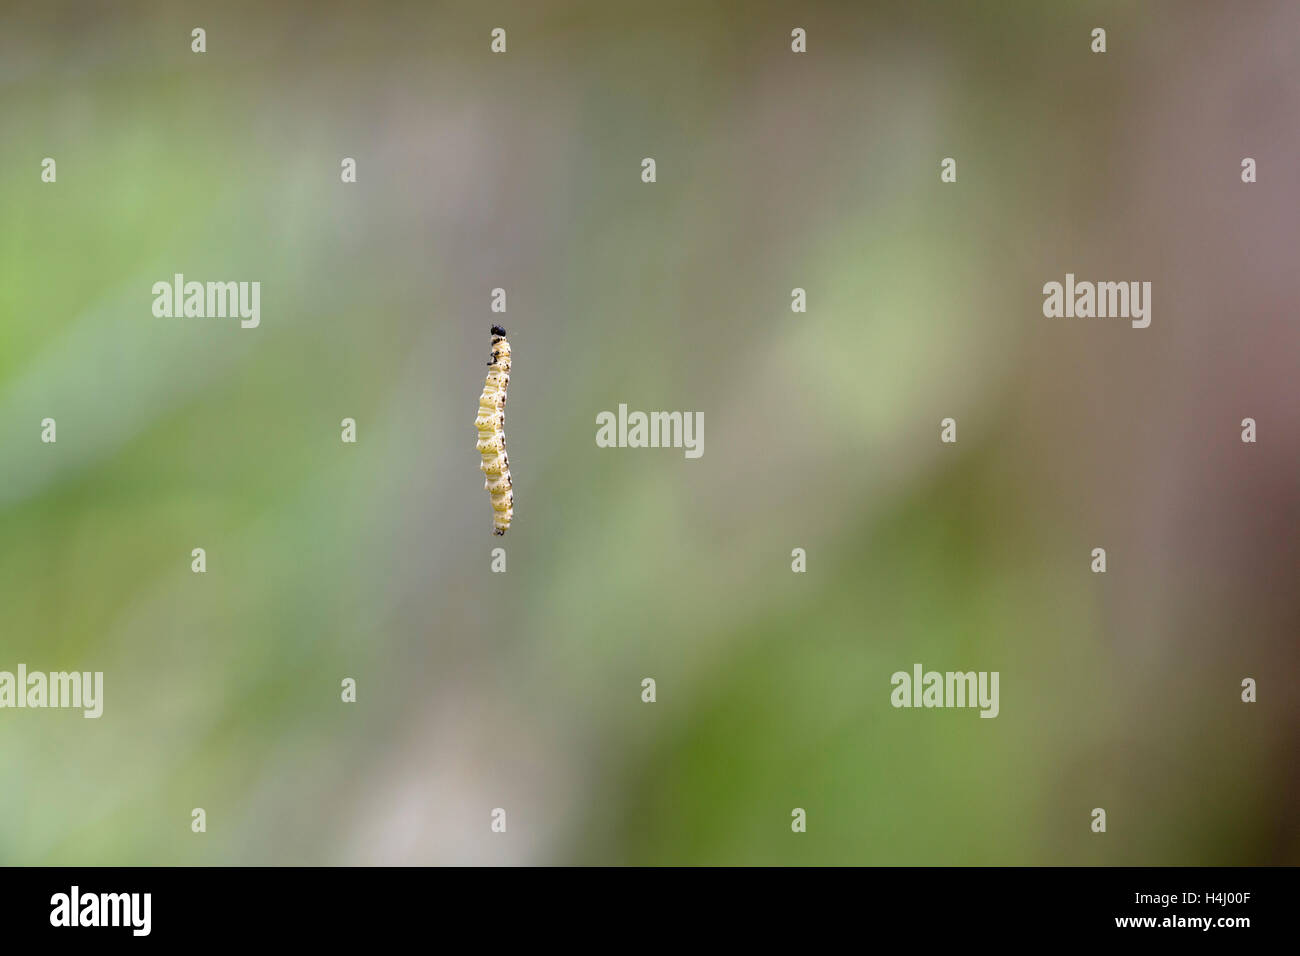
475,324 -> 513,535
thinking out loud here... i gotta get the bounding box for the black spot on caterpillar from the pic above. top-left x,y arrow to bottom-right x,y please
475,326 -> 513,534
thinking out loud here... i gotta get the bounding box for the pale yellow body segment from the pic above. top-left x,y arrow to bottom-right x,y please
475,328 -> 513,534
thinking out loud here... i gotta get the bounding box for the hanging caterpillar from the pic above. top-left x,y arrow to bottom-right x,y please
475,325 -> 513,535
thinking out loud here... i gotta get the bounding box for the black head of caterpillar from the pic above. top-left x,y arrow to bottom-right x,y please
476,325 -> 513,534
487,325 -> 508,365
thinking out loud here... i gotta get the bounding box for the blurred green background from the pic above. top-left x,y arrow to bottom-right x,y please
1,0 -> 1296,865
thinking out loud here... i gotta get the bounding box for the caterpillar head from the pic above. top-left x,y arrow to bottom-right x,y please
488,328 -> 511,369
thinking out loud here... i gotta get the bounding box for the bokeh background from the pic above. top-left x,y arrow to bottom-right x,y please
0,0 -> 1296,865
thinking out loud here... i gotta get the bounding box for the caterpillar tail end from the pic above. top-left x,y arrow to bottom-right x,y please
492,500 -> 512,535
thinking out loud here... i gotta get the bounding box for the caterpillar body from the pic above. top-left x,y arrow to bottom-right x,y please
475,325 -> 513,535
